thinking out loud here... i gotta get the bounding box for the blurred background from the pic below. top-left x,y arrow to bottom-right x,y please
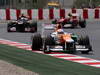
0,0 -> 100,9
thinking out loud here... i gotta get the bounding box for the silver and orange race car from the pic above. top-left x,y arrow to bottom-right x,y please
31,28 -> 92,54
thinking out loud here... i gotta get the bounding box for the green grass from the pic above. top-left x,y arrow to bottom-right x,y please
0,44 -> 100,75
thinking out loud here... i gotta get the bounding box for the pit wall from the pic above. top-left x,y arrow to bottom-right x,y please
0,8 -> 100,20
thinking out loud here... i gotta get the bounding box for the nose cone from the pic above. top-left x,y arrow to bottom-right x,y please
66,38 -> 74,43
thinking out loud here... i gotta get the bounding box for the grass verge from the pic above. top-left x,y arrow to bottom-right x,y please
0,44 -> 100,75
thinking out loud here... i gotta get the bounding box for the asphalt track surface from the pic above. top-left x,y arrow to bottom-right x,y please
0,20 -> 100,61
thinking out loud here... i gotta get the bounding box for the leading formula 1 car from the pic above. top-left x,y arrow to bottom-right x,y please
52,13 -> 86,28
31,29 -> 92,54
7,17 -> 37,32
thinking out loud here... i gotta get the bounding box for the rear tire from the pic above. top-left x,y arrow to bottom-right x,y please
7,26 -> 11,32
78,35 -> 92,54
78,35 -> 90,45
31,33 -> 42,50
7,22 -> 13,32
30,22 -> 37,32
52,19 -> 57,24
71,21 -> 78,28
79,20 -> 86,28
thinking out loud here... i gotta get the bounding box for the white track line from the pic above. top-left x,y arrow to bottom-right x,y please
59,56 -> 86,59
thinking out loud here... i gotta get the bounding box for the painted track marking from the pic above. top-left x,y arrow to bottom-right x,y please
0,38 -> 100,68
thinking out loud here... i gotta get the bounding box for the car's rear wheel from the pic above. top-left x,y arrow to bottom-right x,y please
52,19 -> 57,24
7,26 -> 11,32
71,21 -> 78,28
31,33 -> 42,50
30,22 -> 37,32
78,35 -> 92,54
79,20 -> 86,28
7,23 -> 13,32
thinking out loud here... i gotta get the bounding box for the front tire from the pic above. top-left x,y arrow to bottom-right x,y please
43,35 -> 55,53
64,42 -> 76,54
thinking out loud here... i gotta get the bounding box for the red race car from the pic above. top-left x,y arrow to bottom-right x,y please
52,13 -> 86,28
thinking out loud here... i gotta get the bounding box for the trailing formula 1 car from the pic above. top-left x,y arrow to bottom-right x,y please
52,13 -> 86,28
7,17 -> 37,32
31,29 -> 92,54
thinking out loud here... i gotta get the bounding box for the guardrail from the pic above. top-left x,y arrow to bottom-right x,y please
0,8 -> 100,20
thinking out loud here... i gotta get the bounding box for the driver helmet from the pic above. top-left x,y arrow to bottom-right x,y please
20,13 -> 26,17
56,24 -> 62,29
57,29 -> 64,34
68,13 -> 72,17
